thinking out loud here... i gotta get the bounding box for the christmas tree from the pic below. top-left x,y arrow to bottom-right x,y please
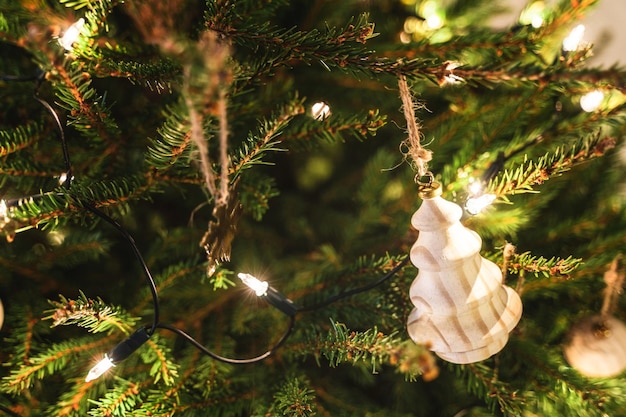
1,0 -> 625,415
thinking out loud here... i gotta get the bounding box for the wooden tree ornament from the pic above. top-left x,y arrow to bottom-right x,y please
406,178 -> 523,364
563,255 -> 626,377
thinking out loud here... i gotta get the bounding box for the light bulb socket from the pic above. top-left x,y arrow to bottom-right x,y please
108,327 -> 151,364
263,287 -> 298,317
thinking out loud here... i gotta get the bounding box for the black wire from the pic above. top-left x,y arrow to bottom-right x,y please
3,192 -> 162,335
0,404 -> 22,417
32,72 -> 73,189
83,203 -> 160,335
27,73 -> 159,332
0,74 -> 40,82
4,68 -> 412,372
156,315 -> 296,364
296,256 -> 410,313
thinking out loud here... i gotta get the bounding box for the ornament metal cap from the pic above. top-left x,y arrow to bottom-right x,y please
416,173 -> 442,199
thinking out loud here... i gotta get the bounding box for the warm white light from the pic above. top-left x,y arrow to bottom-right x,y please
562,24 -> 586,52
59,18 -> 85,51
399,31 -> 411,44
580,90 -> 604,112
0,200 -> 7,219
85,355 -> 114,382
403,16 -> 420,34
238,273 -> 269,296
465,193 -> 496,215
468,180 -> 483,195
442,61 -> 464,85
425,14 -> 444,30
59,173 -> 68,185
520,2 -> 545,28
311,102 -> 331,120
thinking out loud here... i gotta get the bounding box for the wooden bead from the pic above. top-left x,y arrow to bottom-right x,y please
564,315 -> 626,378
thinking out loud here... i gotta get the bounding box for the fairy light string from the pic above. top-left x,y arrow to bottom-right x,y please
0,69 -> 410,391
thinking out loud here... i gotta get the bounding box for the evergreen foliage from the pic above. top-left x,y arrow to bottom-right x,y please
0,0 -> 625,416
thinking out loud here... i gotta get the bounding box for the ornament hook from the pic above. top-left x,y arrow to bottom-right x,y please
415,171 -> 441,199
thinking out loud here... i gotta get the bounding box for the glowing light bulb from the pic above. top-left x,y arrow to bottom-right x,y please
311,102 -> 331,120
519,2 -> 545,28
403,16 -> 420,34
238,273 -> 269,296
531,16 -> 544,28
465,193 -> 496,215
85,355 -> 114,382
0,200 -> 7,219
59,18 -> 85,51
84,327 -> 150,382
468,181 -> 483,195
580,90 -> 604,112
562,24 -> 586,52
419,1 -> 445,30
425,14 -> 444,30
442,61 -> 464,85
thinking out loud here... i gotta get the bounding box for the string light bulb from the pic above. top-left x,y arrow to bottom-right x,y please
419,0 -> 445,30
465,193 -> 496,215
562,24 -> 586,52
465,179 -> 496,215
519,1 -> 545,28
442,61 -> 464,85
238,273 -> 298,316
85,355 -> 115,382
58,18 -> 85,51
238,273 -> 269,296
85,327 -> 151,382
0,200 -> 7,219
580,90 -> 604,112
311,102 -> 331,120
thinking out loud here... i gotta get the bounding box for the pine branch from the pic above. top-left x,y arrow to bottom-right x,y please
0,3 -> 32,42
49,376 -> 100,417
508,252 -> 583,278
239,174 -> 279,221
449,362 -> 525,416
140,336 -> 179,387
0,121 -> 47,157
298,321 -> 400,374
0,158 -> 57,190
93,57 -> 180,93
489,134 -> 616,200
34,230 -> 111,269
510,338 -> 626,417
2,335 -> 113,394
145,101 -> 198,173
45,291 -> 138,334
87,378 -> 146,417
51,61 -> 120,145
7,175 -> 156,231
272,377 -> 317,417
230,97 -> 305,179
1,308 -> 42,369
206,9 -> 376,75
282,108 -> 387,147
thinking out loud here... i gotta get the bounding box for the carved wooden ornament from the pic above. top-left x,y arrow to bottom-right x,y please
406,182 -> 522,364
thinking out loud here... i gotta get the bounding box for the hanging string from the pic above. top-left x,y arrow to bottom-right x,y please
398,75 -> 432,177
601,254 -> 624,318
